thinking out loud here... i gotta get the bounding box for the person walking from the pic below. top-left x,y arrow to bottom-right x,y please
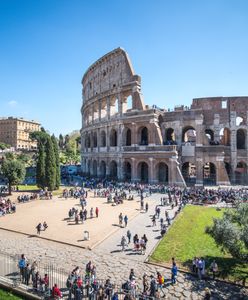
119,213 -> 123,227
171,262 -> 178,284
95,207 -> 99,218
127,230 -> 131,244
152,215 -> 156,226
210,260 -> 218,280
145,203 -> 148,212
36,223 -> 41,235
121,236 -> 127,251
124,215 -> 128,227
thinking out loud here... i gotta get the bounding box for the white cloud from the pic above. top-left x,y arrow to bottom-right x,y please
8,100 -> 18,107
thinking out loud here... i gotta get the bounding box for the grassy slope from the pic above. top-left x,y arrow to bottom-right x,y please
150,205 -> 247,282
0,289 -> 23,300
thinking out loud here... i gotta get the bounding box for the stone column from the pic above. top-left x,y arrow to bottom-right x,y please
118,93 -> 123,116
195,116 -> 203,146
195,159 -> 203,186
107,96 -> 111,120
131,158 -> 137,181
91,105 -> 94,124
149,157 -> 155,183
97,128 -> 100,152
230,111 -> 237,183
106,160 -> 110,177
118,159 -> 124,180
132,123 -> 138,146
98,100 -> 102,121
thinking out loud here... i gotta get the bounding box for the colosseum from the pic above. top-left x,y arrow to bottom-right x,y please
81,47 -> 248,186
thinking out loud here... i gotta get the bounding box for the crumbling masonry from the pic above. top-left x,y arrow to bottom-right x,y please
81,48 -> 248,186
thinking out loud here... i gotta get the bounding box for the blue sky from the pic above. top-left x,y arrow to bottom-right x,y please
1,0 -> 248,136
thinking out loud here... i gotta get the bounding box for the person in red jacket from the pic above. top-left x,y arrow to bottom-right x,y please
52,283 -> 62,299
95,207 -> 99,218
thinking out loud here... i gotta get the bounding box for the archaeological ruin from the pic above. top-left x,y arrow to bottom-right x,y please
81,47 -> 248,186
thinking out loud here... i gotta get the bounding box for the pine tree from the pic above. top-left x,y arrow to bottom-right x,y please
45,135 -> 56,191
51,135 -> 61,189
36,143 -> 46,189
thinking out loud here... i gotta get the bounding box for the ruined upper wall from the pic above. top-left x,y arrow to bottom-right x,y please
82,48 -> 136,102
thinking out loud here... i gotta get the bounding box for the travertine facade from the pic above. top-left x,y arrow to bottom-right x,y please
81,48 -> 248,186
0,117 -> 40,150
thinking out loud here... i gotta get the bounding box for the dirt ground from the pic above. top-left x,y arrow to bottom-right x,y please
0,191 -> 142,249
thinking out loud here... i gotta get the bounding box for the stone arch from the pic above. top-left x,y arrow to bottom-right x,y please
164,128 -> 175,144
237,129 -> 246,149
138,126 -> 149,145
224,161 -> 232,182
235,161 -> 248,185
205,129 -> 214,143
110,128 -> 118,147
123,127 -> 132,146
220,128 -> 231,146
93,160 -> 97,176
182,162 -> 196,185
182,126 -> 196,143
203,162 -> 216,185
93,132 -> 97,148
123,161 -> 132,181
99,161 -> 106,177
109,160 -> 118,178
137,161 -> 149,182
156,162 -> 169,183
87,160 -> 91,175
100,130 -> 106,147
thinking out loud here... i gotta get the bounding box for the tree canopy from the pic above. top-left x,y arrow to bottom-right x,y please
206,203 -> 248,261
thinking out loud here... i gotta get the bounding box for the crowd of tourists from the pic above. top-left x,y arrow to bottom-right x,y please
0,197 -> 16,216
17,251 -> 219,299
17,193 -> 38,203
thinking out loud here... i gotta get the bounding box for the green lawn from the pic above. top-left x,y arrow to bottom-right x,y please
0,289 -> 23,299
16,185 -> 74,195
150,205 -> 248,283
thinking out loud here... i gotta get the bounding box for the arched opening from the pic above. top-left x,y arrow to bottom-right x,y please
93,160 -> 97,176
93,132 -> 97,148
110,129 -> 118,147
123,161 -> 132,181
138,162 -> 149,182
236,116 -> 244,126
157,162 -> 169,183
205,129 -> 215,144
100,131 -> 106,147
140,127 -> 148,145
182,162 -> 196,185
235,162 -> 247,185
203,162 -> 216,185
164,128 -> 175,145
220,128 -> 231,146
109,161 -> 118,178
182,126 -> 196,143
126,95 -> 132,111
237,129 -> 246,149
99,161 -> 106,178
126,129 -> 131,146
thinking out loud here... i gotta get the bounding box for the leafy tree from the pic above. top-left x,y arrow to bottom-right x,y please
0,142 -> 11,150
51,135 -> 61,189
206,203 -> 248,261
1,159 -> 26,194
36,143 -> 46,189
58,134 -> 64,149
44,136 -> 56,191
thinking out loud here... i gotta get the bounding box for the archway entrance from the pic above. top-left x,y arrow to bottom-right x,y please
99,161 -> 106,178
157,162 -> 169,183
182,162 -> 196,185
109,161 -> 118,179
203,162 -> 216,185
235,162 -> 248,185
93,160 -> 97,176
140,127 -> 148,145
123,161 -> 132,181
138,162 -> 149,182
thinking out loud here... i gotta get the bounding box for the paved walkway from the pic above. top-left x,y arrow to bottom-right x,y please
96,193 -> 178,261
0,191 -> 247,299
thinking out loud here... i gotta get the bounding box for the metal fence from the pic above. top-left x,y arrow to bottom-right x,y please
0,251 -> 158,299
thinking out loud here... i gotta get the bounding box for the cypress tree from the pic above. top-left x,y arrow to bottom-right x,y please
45,135 -> 56,191
51,135 -> 61,189
36,143 -> 46,189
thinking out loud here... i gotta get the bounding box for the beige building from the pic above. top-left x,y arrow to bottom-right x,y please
0,117 -> 40,150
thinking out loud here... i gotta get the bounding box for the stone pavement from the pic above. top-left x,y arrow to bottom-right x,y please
0,192 -> 247,299
95,192 -> 178,261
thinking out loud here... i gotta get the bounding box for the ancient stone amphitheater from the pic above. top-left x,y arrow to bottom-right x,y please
81,47 -> 248,186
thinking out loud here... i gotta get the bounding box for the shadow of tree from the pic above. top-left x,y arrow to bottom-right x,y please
182,256 -> 248,286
